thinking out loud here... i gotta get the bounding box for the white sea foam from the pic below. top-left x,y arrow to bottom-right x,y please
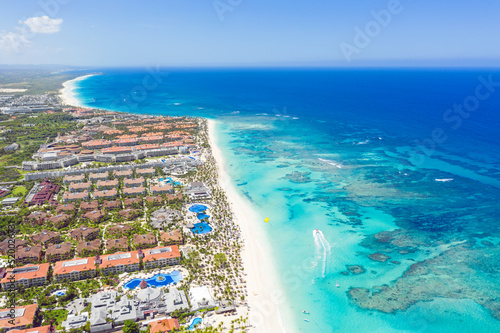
435,178 -> 454,182
356,140 -> 370,145
318,158 -> 343,169
313,229 -> 331,278
292,117 -> 299,120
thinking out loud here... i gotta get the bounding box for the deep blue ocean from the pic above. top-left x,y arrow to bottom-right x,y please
68,68 -> 500,332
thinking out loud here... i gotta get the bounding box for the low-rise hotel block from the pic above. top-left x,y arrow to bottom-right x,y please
96,179 -> 118,190
1,263 -> 50,290
54,257 -> 98,282
69,182 -> 91,193
142,246 -> 181,269
62,190 -> 89,203
0,304 -> 39,331
98,251 -> 141,275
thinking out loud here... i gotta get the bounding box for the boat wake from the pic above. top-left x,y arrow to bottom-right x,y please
313,229 -> 331,278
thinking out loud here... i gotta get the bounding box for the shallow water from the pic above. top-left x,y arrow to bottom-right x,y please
70,68 -> 500,332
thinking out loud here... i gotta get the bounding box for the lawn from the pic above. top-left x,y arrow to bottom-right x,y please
41,309 -> 68,329
11,186 -> 27,196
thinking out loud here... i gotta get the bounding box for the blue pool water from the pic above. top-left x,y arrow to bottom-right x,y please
56,291 -> 66,296
191,222 -> 212,234
197,213 -> 210,221
189,204 -> 207,213
123,271 -> 182,289
188,318 -> 202,330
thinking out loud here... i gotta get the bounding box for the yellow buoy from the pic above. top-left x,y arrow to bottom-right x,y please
264,217 -> 270,223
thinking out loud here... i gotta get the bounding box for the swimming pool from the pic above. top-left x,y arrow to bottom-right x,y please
123,271 -> 182,289
55,291 -> 66,296
189,204 -> 207,213
197,213 -> 209,221
191,222 -> 212,234
188,317 -> 202,330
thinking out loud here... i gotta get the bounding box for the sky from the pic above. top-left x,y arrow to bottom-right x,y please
0,0 -> 499,67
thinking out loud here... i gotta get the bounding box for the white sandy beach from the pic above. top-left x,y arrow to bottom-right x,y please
207,119 -> 294,333
59,74 -> 97,107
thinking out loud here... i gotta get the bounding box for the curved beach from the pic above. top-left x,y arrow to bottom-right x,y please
207,119 -> 294,333
59,74 -> 97,107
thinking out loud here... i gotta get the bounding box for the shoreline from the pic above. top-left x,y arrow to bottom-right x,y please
59,74 -> 99,107
207,119 -> 294,333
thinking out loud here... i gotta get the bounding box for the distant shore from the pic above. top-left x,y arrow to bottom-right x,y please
59,74 -> 98,107
207,119 -> 293,333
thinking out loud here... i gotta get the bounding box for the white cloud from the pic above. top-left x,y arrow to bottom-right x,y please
0,31 -> 31,52
20,16 -> 63,34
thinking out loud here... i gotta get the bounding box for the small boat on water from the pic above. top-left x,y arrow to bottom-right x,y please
302,310 -> 310,314
336,281 -> 340,288
304,319 -> 310,322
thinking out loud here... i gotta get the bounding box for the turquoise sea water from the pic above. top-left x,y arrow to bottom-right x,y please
67,68 -> 500,332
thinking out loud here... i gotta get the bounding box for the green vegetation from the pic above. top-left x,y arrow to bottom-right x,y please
123,320 -> 140,333
11,185 -> 27,196
0,113 -> 80,167
41,309 -> 68,329
0,69 -> 82,95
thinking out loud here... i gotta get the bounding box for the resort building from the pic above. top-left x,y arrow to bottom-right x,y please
80,200 -> 99,211
119,208 -> 142,220
45,242 -> 73,262
113,169 -> 133,178
106,238 -> 129,253
96,179 -> 119,190
56,203 -> 76,214
103,199 -> 121,210
101,146 -> 133,154
69,182 -> 91,193
142,246 -> 181,269
163,287 -> 190,314
15,246 -> 42,265
150,184 -> 173,195
87,291 -> 117,332
108,224 -> 132,237
160,230 -> 184,245
148,318 -> 180,333
133,233 -> 157,249
54,257 -> 98,282
124,197 -> 142,207
145,195 -> 164,206
93,188 -> 118,200
151,208 -> 182,230
123,186 -> 145,197
63,174 -> 85,184
186,182 -> 211,200
76,239 -> 102,257
61,312 -> 89,332
123,177 -> 145,187
27,211 -> 50,225
82,140 -> 112,149
98,251 -> 141,275
113,138 -> 139,146
136,167 -> 155,176
139,135 -> 163,144
70,226 -> 99,241
83,210 -> 105,223
8,326 -> 54,333
0,304 -> 39,331
48,213 -> 72,228
62,190 -> 89,203
32,230 -> 61,247
0,238 -> 27,256
189,286 -> 217,311
89,172 -> 108,182
0,263 -> 50,290
25,180 -> 59,206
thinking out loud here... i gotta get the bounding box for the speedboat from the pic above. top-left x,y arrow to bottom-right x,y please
336,281 -> 340,288
304,319 -> 310,322
302,310 -> 310,314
